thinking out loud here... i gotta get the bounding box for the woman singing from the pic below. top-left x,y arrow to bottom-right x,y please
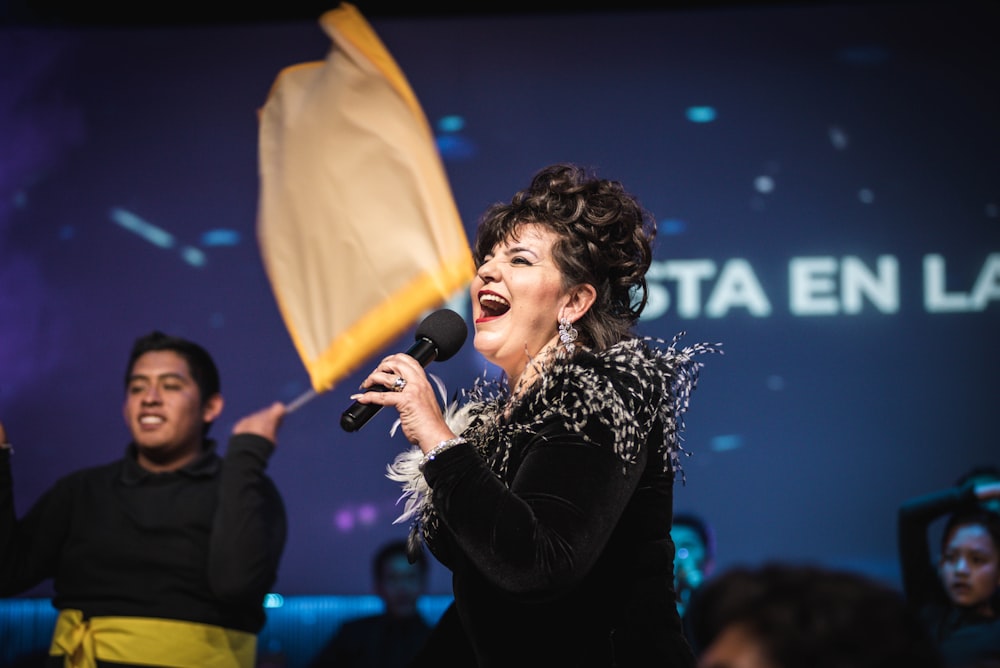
351,163 -> 719,667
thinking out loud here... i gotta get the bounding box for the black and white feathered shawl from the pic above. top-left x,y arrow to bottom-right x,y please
387,333 -> 720,554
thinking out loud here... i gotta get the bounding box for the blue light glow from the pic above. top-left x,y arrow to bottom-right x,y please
659,219 -> 687,235
180,246 -> 206,267
263,593 -> 285,608
201,229 -> 241,246
710,434 -> 743,452
110,207 -> 174,248
686,106 -> 717,123
437,115 -> 465,132
754,176 -> 775,194
437,134 -> 476,160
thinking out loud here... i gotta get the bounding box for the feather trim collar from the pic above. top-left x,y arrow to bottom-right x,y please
387,332 -> 721,534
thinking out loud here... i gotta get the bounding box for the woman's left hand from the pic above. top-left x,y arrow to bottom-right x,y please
351,353 -> 456,453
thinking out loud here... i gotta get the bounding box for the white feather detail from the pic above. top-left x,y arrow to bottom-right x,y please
385,389 -> 476,525
385,447 -> 427,525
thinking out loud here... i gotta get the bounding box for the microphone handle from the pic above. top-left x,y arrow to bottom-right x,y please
339,338 -> 438,432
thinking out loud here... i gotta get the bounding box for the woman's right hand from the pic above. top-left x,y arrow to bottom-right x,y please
351,353 -> 455,454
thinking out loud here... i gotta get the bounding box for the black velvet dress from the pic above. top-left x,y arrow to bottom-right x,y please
390,336 -> 718,667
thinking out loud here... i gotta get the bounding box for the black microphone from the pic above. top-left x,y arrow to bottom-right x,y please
340,309 -> 468,432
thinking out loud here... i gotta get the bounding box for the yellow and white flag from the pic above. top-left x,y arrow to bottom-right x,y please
257,2 -> 475,394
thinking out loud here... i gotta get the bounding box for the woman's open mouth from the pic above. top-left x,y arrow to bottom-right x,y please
478,291 -> 510,320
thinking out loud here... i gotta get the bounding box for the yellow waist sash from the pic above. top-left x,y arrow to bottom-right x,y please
50,609 -> 257,668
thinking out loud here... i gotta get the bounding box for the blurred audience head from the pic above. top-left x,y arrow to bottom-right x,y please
690,562 -> 944,668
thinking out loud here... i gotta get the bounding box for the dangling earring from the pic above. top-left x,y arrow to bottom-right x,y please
558,316 -> 578,353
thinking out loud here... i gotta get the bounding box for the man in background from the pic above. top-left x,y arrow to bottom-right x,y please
0,330 -> 288,667
309,539 -> 431,668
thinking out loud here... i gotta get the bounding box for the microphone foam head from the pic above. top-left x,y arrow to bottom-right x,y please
416,309 -> 468,362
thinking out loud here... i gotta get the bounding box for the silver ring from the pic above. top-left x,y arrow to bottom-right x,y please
391,376 -> 407,392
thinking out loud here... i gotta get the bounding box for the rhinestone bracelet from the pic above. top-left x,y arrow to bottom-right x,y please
419,436 -> 467,472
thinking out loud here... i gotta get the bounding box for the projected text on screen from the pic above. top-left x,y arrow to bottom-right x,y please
642,253 -> 999,318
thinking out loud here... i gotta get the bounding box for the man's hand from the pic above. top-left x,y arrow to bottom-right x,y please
232,402 -> 287,445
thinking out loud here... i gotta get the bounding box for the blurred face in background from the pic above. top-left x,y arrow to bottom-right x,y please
940,522 -> 1000,613
698,622 -> 776,668
673,524 -> 711,596
376,553 -> 426,619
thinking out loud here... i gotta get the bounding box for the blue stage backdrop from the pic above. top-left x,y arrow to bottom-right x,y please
1,1 -> 997,597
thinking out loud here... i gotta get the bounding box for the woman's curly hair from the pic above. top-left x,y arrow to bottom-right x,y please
472,163 -> 656,349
